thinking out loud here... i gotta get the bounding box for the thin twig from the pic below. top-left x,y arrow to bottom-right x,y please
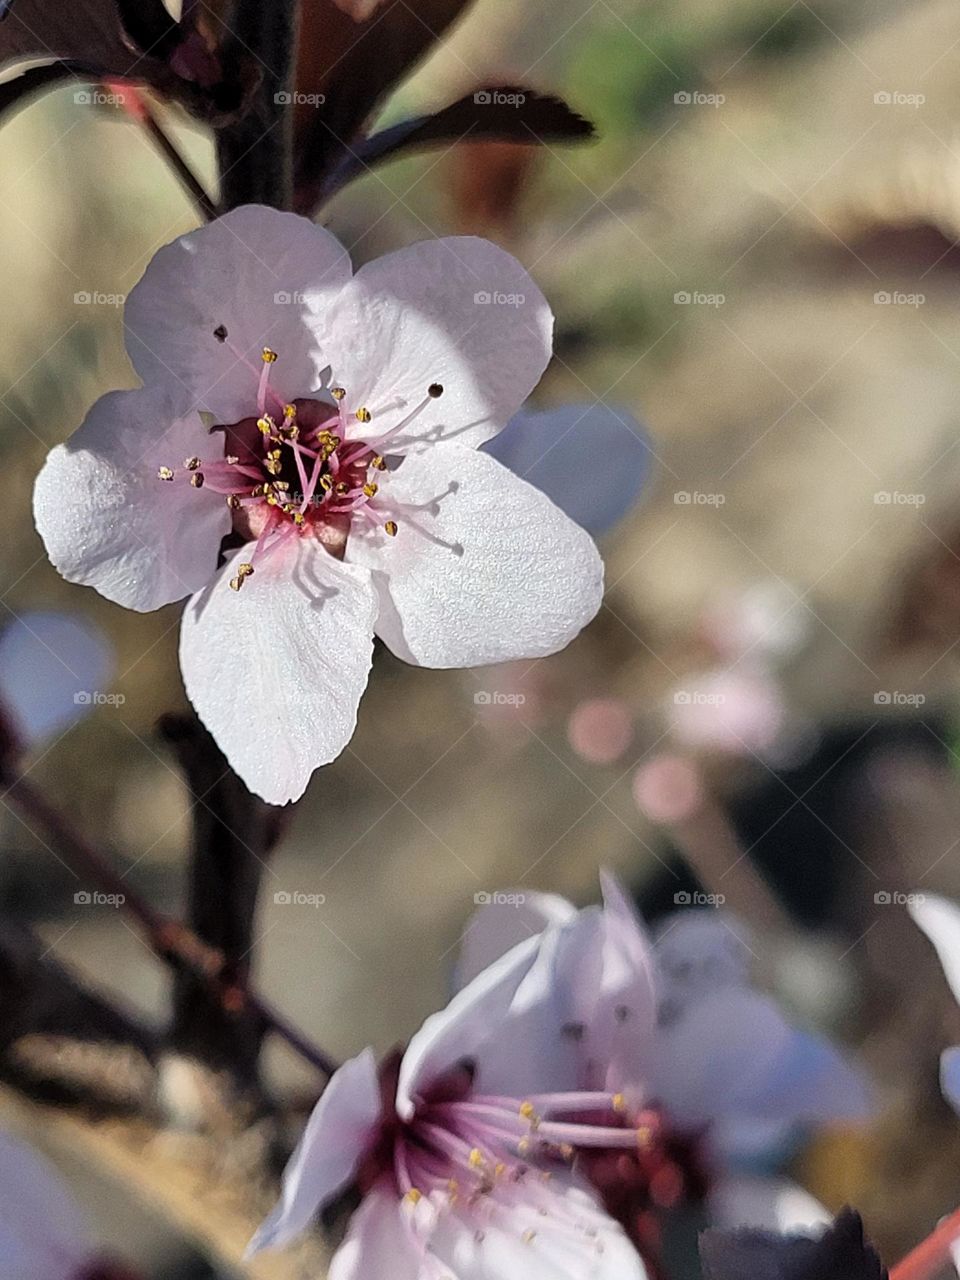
0,766 -> 338,1079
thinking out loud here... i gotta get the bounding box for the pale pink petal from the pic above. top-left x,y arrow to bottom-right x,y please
484,403 -> 650,534
347,445 -> 603,667
567,698 -> 634,765
455,891 -> 577,990
33,389 -> 230,611
709,1174 -> 830,1233
909,894 -> 960,1003
327,1185 -> 423,1280
397,934 -> 542,1120
0,1131 -> 93,1279
180,538 -> 377,805
249,1050 -> 382,1255
315,237 -> 552,453
429,1172 -> 648,1279
125,205 -> 351,421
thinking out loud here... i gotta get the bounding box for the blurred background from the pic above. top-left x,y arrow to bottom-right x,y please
5,0 -> 960,1274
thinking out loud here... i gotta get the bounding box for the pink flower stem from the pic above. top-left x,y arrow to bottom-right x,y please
0,763 -> 339,1078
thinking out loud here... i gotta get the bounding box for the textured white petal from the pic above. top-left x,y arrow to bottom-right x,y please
455,891 -> 577,990
347,445 -> 603,667
315,237 -> 552,454
397,935 -> 541,1120
0,1131 -> 93,1280
328,1186 -> 424,1280
430,1173 -> 647,1280
249,1049 -> 381,1255
484,403 -> 650,534
125,205 -> 351,421
180,538 -> 377,805
910,894 -> 960,1004
0,611 -> 114,746
33,389 -> 230,611
709,1174 -> 830,1233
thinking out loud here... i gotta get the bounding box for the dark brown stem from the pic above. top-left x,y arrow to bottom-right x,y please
141,107 -> 220,221
0,764 -> 338,1078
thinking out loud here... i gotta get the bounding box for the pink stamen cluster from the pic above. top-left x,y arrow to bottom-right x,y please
360,1064 -> 657,1270
158,340 -> 444,590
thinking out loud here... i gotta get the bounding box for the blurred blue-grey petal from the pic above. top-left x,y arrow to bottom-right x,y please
0,611 -> 115,746
483,403 -> 651,534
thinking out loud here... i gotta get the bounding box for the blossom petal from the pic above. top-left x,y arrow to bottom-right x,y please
654,987 -> 870,1133
347,445 -> 603,667
709,1174 -> 830,1233
0,1131 -> 92,1279
327,1185 -> 425,1280
484,403 -> 651,534
249,1049 -> 381,1255
909,893 -> 960,1003
0,611 -> 114,746
180,538 -> 377,805
33,389 -> 230,611
315,237 -> 552,453
397,934 -> 542,1120
941,1047 -> 960,1117
124,205 -> 352,421
454,891 -> 577,990
430,1172 -> 648,1279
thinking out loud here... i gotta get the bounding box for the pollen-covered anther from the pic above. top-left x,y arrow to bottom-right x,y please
190,473 -> 205,488
331,386 -> 346,401
184,456 -> 201,471
428,382 -> 444,398
229,562 -> 255,592
227,494 -> 241,510
405,1188 -> 422,1205
355,406 -> 372,423
157,466 -> 174,481
612,1093 -> 626,1113
362,483 -> 378,498
372,455 -> 386,470
384,520 -> 398,536
261,347 -> 278,363
468,1148 -> 485,1169
283,403 -> 297,419
320,475 -> 334,492
257,415 -> 275,435
519,1100 -> 536,1121
335,481 -> 349,495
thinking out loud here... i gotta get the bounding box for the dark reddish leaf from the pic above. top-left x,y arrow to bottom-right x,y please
315,87 -> 595,204
700,1210 -> 888,1280
293,0 -> 476,211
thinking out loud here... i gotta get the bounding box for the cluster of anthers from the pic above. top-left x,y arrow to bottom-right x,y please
158,340 -> 444,591
364,1072 -> 662,1263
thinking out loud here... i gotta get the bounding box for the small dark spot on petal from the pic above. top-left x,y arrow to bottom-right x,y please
213,324 -> 228,343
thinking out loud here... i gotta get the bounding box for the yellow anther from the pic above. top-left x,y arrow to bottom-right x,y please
261,347 -> 278,363
331,386 -> 346,401
517,1137 -> 531,1157
355,406 -> 372,423
468,1148 -> 485,1168
292,512 -> 305,526
405,1188 -> 422,1205
225,454 -> 240,465
229,562 -> 253,591
335,481 -> 349,495
612,1093 -> 626,1113
494,1162 -> 506,1178
362,482 -> 378,498
190,473 -> 205,488
372,455 -> 386,470
283,403 -> 297,418
320,475 -> 333,491
226,494 -> 241,510
384,520 -> 398,537
519,1101 -> 536,1120
636,1126 -> 653,1148
157,466 -> 174,481
184,456 -> 201,471
257,416 -> 274,435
